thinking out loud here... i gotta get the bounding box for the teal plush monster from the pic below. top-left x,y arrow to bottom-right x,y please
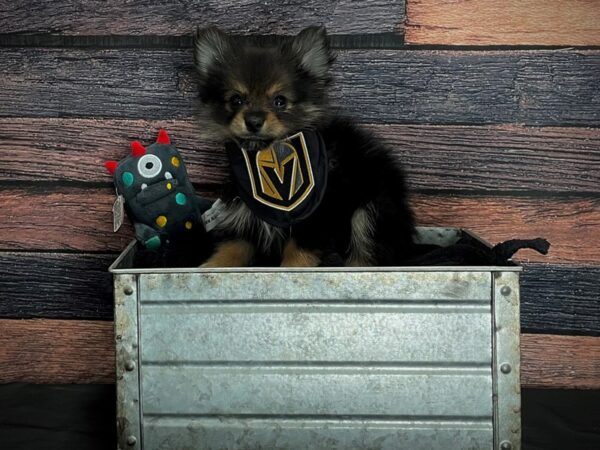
105,129 -> 212,250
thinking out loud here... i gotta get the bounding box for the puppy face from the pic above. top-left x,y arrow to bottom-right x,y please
194,27 -> 334,148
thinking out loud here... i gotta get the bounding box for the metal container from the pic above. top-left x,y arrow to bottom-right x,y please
110,228 -> 521,450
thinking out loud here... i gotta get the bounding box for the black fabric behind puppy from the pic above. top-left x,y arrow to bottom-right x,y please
194,26 -> 416,267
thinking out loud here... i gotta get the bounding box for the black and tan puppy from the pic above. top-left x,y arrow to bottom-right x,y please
194,26 -> 416,267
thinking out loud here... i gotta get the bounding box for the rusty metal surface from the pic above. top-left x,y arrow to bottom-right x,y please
493,271 -> 522,450
111,228 -> 522,449
140,271 -> 492,302
143,417 -> 493,449
140,301 -> 491,363
114,274 -> 141,450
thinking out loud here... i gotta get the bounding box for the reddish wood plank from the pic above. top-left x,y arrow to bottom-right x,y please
413,195 -> 600,264
521,334 -> 600,389
0,0 -> 405,36
0,319 -> 114,384
0,321 -> 595,388
2,119 -> 599,194
0,187 -> 598,263
2,48 -> 600,126
406,0 -> 600,46
0,187 -> 133,252
0,118 -> 227,185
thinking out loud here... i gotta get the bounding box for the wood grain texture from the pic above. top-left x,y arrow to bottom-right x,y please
1,187 -> 598,264
0,0 -> 405,36
0,321 -> 595,387
1,252 -> 597,336
1,48 -> 599,125
0,253 -> 114,320
406,0 -> 600,46
2,119 -> 599,194
0,187 -> 133,252
0,319 -> 115,384
521,264 -> 600,336
0,118 -> 228,185
521,334 -> 600,389
413,195 -> 600,265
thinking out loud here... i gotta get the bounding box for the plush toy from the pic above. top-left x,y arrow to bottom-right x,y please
105,129 -> 212,250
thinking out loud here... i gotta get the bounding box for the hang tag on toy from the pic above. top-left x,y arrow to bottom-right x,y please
202,198 -> 226,232
113,194 -> 125,232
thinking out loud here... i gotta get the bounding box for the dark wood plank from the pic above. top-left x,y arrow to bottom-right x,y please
1,187 -> 598,264
1,321 -> 594,387
2,119 -> 599,194
1,252 -> 598,336
521,334 -> 600,389
0,0 -> 405,36
521,264 -> 600,336
0,319 -> 114,384
1,48 -> 599,125
406,0 -> 600,46
0,253 -> 114,320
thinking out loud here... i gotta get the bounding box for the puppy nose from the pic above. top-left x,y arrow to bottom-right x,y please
245,112 -> 265,133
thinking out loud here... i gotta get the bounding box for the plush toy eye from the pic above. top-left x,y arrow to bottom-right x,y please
137,154 -> 162,179
273,95 -> 287,109
229,94 -> 244,107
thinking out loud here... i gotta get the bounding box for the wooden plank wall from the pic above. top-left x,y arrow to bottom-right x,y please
0,0 -> 599,395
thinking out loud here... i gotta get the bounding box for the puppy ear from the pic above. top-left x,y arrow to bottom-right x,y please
194,26 -> 231,78
290,26 -> 333,80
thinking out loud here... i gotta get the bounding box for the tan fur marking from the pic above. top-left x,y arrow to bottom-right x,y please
263,111 -> 287,136
202,239 -> 255,267
229,81 -> 248,95
266,82 -> 284,98
229,112 -> 247,135
280,239 -> 321,267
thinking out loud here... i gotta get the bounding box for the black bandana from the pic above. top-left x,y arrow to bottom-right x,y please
226,130 -> 328,228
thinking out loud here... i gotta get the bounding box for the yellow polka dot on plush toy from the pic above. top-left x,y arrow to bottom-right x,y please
156,215 -> 167,228
171,156 -> 180,168
185,221 -> 193,230
166,182 -> 172,190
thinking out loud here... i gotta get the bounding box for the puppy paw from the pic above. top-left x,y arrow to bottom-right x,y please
281,239 -> 321,267
201,240 -> 254,267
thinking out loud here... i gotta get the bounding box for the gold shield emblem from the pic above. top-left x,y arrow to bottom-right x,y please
241,132 -> 315,211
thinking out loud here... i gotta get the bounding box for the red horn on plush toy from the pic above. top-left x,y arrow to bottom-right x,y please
105,160 -> 118,175
156,129 -> 171,144
130,141 -> 146,157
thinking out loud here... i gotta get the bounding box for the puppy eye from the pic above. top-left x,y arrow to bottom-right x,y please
229,94 -> 244,107
273,95 -> 287,109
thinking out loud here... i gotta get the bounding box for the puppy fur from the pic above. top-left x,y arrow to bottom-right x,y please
194,26 -> 416,267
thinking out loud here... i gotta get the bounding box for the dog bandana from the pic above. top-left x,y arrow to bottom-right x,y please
226,130 -> 328,228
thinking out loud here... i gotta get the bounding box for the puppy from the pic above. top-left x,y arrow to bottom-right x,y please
194,26 -> 416,267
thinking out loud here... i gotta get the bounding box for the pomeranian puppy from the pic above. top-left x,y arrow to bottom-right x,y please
194,26 -> 416,267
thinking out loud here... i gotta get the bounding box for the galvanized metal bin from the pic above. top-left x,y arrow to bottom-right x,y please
110,228 -> 521,450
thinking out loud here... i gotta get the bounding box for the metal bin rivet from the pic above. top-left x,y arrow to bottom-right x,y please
500,363 -> 512,374
500,441 -> 512,450
125,360 -> 135,371
500,285 -> 511,296
123,286 -> 134,295
127,435 -> 137,446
